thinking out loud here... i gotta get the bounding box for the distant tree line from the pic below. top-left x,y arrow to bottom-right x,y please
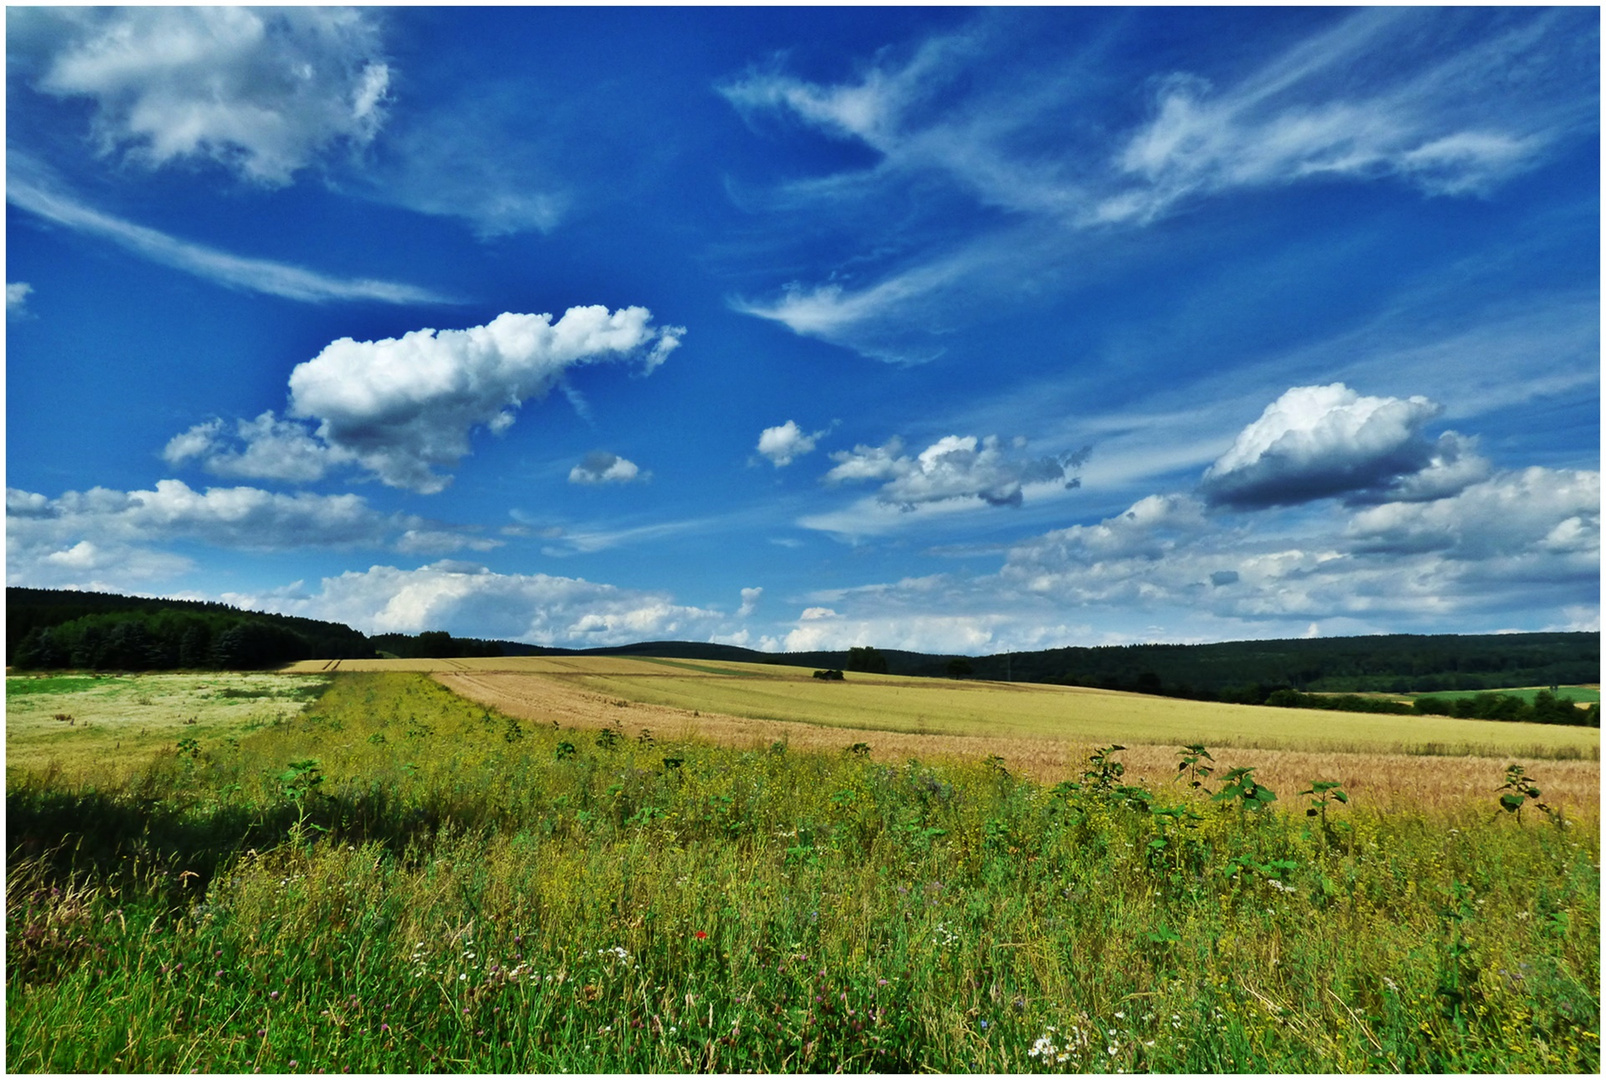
976,634 -> 1598,700
1263,687 -> 1597,726
371,631 -> 510,659
1263,689 -> 1415,715
778,634 -> 1597,699
9,610 -> 367,671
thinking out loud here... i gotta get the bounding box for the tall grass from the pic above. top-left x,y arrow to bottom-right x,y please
8,672 -> 1599,1072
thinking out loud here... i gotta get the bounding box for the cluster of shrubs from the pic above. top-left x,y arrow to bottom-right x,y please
1265,689 -> 1414,715
1412,689 -> 1598,727
812,668 -> 845,681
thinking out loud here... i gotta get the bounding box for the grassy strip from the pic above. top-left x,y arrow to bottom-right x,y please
8,672 -> 1599,1073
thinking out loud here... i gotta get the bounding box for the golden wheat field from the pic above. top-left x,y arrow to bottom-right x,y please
278,656 -> 1600,814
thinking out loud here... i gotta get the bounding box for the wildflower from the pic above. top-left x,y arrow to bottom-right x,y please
1384,977 -> 1399,992
1114,1011 -> 1125,1020
695,931 -> 707,940
459,974 -> 468,981
1107,1046 -> 1118,1056
979,1020 -> 988,1029
270,991 -> 280,1000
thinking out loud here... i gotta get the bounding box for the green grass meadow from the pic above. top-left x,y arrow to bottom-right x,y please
7,671 -> 1600,1072
5,671 -> 328,776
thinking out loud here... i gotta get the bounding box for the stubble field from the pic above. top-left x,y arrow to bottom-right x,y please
8,662 -> 1600,1072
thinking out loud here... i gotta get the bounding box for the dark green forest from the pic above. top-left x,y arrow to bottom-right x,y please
6,588 -> 370,671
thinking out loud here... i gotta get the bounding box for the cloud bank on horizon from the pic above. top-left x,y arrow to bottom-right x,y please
7,7 -> 1598,653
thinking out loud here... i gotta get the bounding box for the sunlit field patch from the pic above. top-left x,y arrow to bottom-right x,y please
6,670 -> 1599,1072
5,671 -> 330,779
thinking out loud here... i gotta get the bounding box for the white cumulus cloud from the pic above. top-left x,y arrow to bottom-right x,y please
568,452 -> 647,486
5,480 -> 496,591
163,412 -> 356,484
272,306 -> 682,493
18,6 -> 391,185
7,282 -> 33,320
994,467 -> 1598,629
825,434 -> 1087,510
756,420 -> 827,467
242,561 -> 726,646
1346,467 -> 1599,561
1200,383 -> 1469,509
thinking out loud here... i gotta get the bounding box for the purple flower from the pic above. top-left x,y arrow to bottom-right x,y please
270,991 -> 280,1000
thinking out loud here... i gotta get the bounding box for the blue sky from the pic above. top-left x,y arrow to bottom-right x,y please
6,6 -> 1599,653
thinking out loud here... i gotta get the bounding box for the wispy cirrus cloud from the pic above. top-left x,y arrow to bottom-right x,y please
722,8 -> 1595,361
7,168 -> 450,305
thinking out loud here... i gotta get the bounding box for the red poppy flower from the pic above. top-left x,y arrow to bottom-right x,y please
695,930 -> 708,940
